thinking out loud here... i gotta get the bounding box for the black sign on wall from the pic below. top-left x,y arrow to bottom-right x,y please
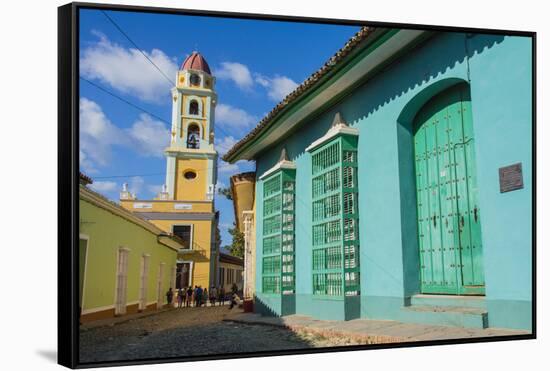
499,163 -> 524,193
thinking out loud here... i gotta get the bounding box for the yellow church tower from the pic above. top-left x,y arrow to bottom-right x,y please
120,51 -> 219,291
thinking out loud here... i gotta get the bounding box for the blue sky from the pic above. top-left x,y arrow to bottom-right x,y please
79,8 -> 359,246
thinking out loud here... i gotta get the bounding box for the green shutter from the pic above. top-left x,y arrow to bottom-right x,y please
311,135 -> 360,297
262,169 -> 296,294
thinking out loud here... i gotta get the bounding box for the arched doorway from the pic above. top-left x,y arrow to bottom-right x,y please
413,83 -> 485,295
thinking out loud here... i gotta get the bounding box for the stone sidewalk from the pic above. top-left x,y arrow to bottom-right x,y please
224,312 -> 530,344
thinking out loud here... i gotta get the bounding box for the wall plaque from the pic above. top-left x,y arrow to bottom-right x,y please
133,202 -> 153,209
499,163 -> 524,193
174,203 -> 193,210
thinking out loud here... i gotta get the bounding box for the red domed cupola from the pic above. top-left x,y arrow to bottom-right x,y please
180,51 -> 211,75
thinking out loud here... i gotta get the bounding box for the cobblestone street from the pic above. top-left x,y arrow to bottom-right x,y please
79,306 -> 366,363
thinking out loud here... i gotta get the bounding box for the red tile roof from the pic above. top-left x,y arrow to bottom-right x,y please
181,51 -> 211,74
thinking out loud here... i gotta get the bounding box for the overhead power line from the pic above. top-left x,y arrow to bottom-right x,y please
99,10 -> 240,144
101,10 -> 175,88
80,77 -> 170,125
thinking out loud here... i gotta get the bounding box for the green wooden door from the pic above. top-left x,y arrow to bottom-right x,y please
414,83 -> 485,295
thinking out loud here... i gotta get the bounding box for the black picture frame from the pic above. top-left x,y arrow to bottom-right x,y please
58,2 -> 536,368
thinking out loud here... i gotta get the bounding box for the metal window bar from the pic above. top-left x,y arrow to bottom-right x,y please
262,170 -> 296,294
311,136 -> 360,297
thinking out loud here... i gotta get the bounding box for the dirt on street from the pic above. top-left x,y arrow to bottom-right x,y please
79,306 -> 365,363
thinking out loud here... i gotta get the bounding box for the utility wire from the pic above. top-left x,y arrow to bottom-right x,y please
80,76 -> 236,154
101,10 -> 175,88
100,10 -> 241,145
80,77 -> 170,125
92,160 -> 244,180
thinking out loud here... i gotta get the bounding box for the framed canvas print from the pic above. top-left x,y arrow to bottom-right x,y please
58,2 -> 536,368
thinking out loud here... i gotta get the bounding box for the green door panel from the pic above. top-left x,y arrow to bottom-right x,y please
414,83 -> 485,295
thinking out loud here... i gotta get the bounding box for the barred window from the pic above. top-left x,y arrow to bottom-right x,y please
261,168 -> 296,294
309,134 -> 360,296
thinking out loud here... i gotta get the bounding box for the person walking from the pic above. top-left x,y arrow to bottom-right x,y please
177,288 -> 184,308
210,286 -> 217,306
165,287 -> 174,307
185,286 -> 193,307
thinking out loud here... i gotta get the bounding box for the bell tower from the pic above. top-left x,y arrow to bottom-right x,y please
165,51 -> 218,201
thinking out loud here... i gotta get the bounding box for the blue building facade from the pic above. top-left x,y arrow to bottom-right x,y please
224,28 -> 533,331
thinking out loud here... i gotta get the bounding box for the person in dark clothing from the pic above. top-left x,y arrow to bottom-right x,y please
218,286 -> 225,306
166,288 -> 174,307
193,285 -> 199,307
210,286 -> 217,306
186,286 -> 193,307
177,288 -> 184,308
195,286 -> 203,307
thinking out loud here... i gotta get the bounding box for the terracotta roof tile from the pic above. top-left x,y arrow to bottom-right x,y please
222,26 -> 375,162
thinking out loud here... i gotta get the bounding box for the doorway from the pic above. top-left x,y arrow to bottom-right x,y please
413,83 -> 485,295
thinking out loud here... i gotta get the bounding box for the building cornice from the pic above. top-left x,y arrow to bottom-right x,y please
79,185 -> 182,252
223,28 -> 427,162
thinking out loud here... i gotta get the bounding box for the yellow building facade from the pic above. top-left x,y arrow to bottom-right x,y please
121,52 -> 219,291
230,172 -> 257,299
79,175 -> 182,323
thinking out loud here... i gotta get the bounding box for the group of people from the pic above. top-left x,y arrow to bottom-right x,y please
166,284 -> 239,308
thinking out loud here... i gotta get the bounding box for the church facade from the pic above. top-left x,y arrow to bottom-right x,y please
223,28 -> 533,330
121,52 -> 219,291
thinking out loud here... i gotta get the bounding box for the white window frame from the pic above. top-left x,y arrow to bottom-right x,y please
172,224 -> 194,251
114,247 -> 130,315
79,234 -> 90,310
156,262 -> 166,309
176,260 -> 194,289
138,254 -> 150,311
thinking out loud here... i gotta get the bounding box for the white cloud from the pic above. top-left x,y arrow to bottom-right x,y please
218,159 -> 240,174
80,150 -> 97,174
80,98 -> 170,173
215,135 -> 238,155
80,97 -> 124,168
127,114 -> 170,157
215,62 -> 298,102
147,183 -> 163,196
216,104 -> 257,130
89,180 -> 118,193
215,62 -> 254,90
128,176 -> 145,196
80,31 -> 178,103
255,74 -> 298,101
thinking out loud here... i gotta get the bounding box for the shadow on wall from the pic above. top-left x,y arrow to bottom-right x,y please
253,294 -> 281,317
258,32 -> 506,172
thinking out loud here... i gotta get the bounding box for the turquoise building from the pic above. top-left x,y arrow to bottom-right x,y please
223,27 -> 533,331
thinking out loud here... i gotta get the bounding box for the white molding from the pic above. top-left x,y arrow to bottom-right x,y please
259,160 -> 296,180
156,262 -> 166,309
139,254 -> 150,311
175,260 -> 194,288
114,247 -> 130,315
79,236 -> 90,309
305,123 -> 359,152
